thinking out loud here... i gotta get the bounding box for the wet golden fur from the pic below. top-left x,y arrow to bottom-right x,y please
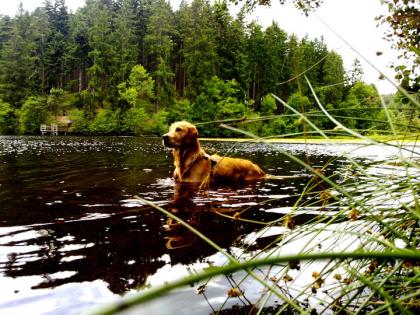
162,121 -> 265,183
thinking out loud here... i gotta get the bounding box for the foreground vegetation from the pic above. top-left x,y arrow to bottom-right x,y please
0,0 -> 418,136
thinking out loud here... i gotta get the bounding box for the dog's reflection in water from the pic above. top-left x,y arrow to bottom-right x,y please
163,182 -> 202,250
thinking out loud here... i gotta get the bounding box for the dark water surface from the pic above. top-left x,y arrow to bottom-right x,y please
0,136 -> 413,314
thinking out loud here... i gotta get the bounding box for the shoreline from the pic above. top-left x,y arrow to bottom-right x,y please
201,137 -> 419,145
1,134 -> 418,145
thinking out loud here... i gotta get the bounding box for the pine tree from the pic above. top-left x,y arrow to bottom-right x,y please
44,0 -> 70,89
30,8 -> 49,93
144,0 -> 175,108
320,51 -> 345,106
346,58 -> 364,86
0,5 -> 37,105
173,0 -> 190,96
178,0 -> 217,97
261,22 -> 288,100
247,22 -> 265,106
0,15 -> 12,51
111,0 -> 139,85
67,11 -> 90,93
229,9 -> 250,94
84,0 -> 114,103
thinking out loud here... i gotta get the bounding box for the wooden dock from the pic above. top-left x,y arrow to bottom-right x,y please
40,124 -> 70,135
40,115 -> 72,135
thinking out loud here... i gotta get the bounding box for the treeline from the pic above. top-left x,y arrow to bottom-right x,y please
0,0 -> 416,136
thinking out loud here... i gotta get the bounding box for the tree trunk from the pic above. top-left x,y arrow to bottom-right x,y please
78,68 -> 83,93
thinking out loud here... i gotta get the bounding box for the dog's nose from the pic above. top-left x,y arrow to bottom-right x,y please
162,134 -> 171,147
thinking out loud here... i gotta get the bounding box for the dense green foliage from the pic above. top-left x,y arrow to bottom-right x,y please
0,0 -> 417,136
0,99 -> 15,133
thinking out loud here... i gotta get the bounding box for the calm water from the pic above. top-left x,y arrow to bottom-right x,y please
0,136 -> 417,314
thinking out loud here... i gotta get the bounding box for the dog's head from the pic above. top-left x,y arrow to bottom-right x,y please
162,121 -> 199,148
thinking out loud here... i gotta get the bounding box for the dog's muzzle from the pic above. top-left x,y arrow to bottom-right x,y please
162,134 -> 173,148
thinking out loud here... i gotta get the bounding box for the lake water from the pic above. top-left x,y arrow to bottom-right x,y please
0,136 -> 418,315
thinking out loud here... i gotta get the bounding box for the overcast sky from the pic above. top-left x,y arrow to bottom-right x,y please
1,0 -> 398,94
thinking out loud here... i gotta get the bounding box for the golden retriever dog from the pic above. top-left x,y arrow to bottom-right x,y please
162,121 -> 266,184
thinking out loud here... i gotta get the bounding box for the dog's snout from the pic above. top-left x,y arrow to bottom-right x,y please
162,134 -> 172,148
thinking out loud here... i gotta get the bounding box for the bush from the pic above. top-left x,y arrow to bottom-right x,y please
260,116 -> 293,137
338,82 -> 381,131
122,107 -> 149,135
167,98 -> 193,124
0,99 -> 16,134
287,92 -> 311,112
237,111 -> 263,136
18,96 -> 50,134
68,108 -> 89,133
143,109 -> 169,135
89,108 -> 120,134
260,94 -> 277,116
192,76 -> 246,137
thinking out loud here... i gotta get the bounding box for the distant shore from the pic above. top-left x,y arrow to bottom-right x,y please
201,137 -> 419,145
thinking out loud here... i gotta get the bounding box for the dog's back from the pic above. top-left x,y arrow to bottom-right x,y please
210,155 -> 265,182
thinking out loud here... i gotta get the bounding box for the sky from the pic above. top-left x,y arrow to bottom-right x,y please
0,0 -> 398,94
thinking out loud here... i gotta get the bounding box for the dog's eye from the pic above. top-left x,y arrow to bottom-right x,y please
175,127 -> 182,132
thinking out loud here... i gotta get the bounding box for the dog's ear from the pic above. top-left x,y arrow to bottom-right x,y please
186,126 -> 198,143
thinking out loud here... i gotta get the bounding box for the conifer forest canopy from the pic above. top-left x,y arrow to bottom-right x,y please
0,0 -> 418,136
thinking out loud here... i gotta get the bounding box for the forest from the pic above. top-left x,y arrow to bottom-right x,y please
0,0 -> 417,136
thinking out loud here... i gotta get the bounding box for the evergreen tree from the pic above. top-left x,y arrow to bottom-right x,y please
173,0 -> 190,96
229,9 -> 250,93
346,58 -> 364,86
299,36 -> 328,95
0,5 -> 36,105
133,0 -> 153,65
247,22 -> 265,106
44,0 -> 70,89
30,8 -> 49,93
179,0 -> 218,96
213,1 -> 234,79
67,11 -> 90,93
261,22 -> 289,101
0,15 -> 12,51
83,0 -> 114,103
144,0 -> 175,108
111,0 -> 139,85
320,51 -> 345,106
